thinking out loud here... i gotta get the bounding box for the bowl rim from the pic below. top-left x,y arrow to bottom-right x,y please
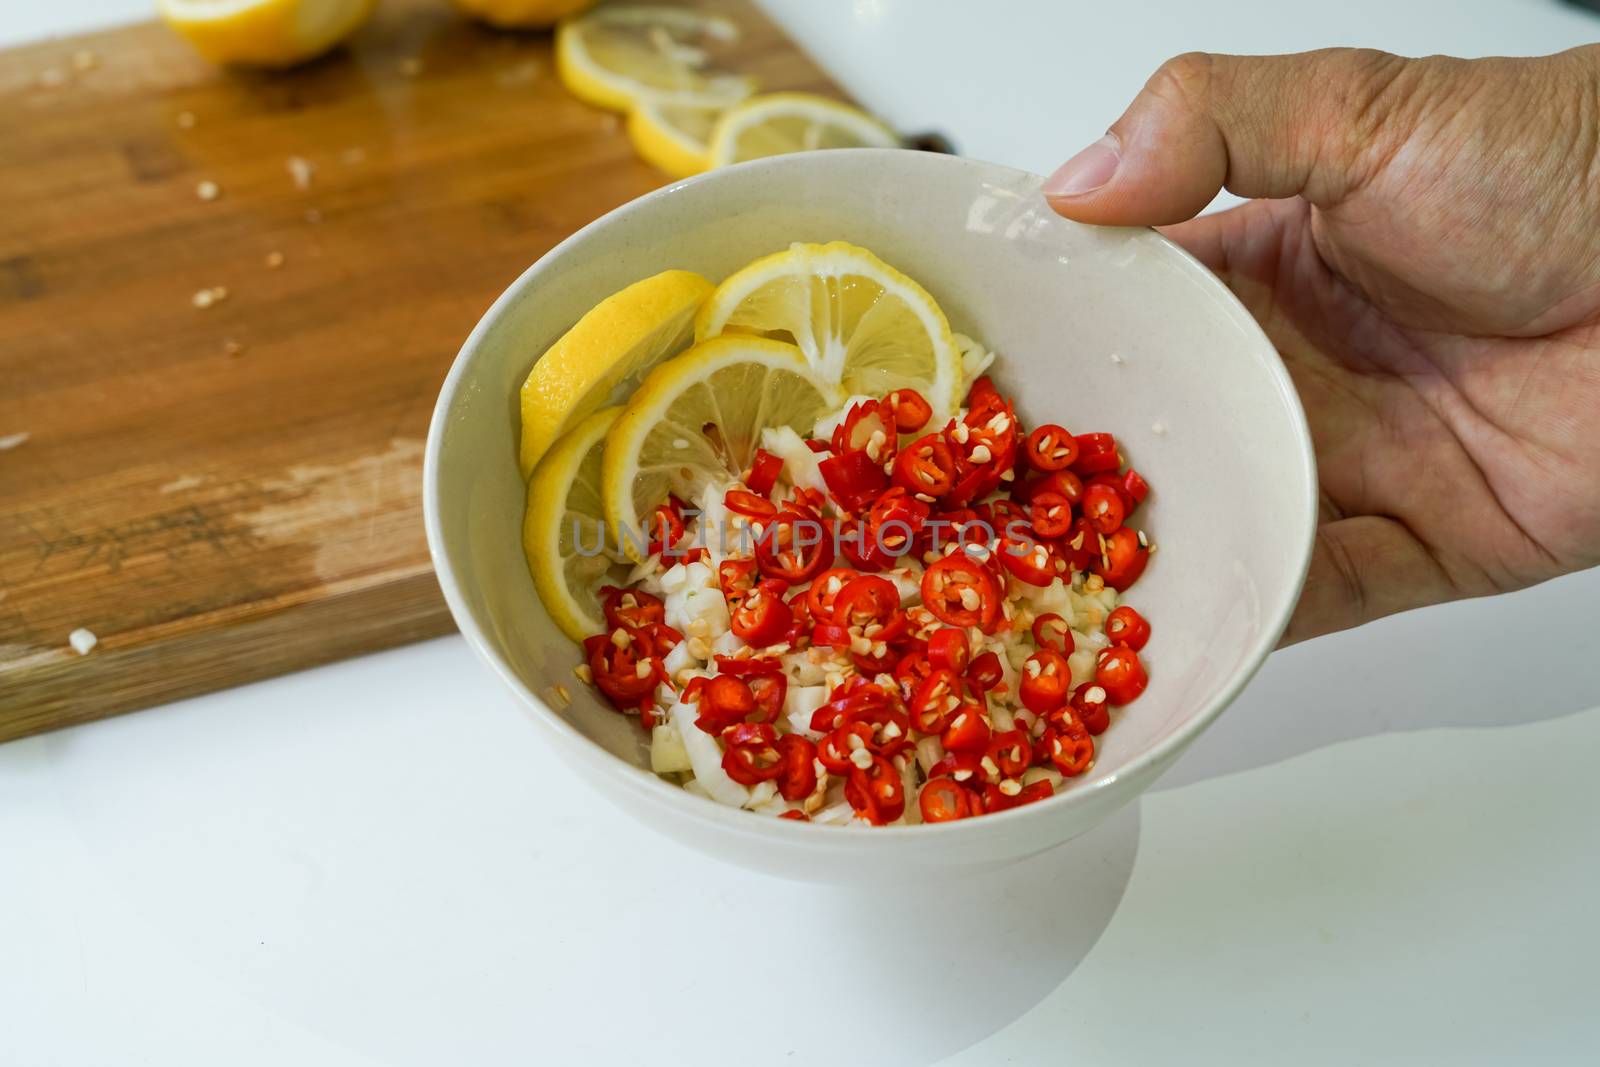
423,148 -> 1318,847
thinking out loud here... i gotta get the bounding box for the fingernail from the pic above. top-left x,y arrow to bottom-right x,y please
1042,134 -> 1121,197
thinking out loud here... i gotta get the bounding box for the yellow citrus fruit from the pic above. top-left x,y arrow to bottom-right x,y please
157,0 -> 374,68
555,5 -> 756,113
601,336 -> 837,561
524,405 -> 630,641
519,269 -> 713,480
695,241 -> 962,417
451,0 -> 595,29
626,100 -> 722,178
707,92 -> 898,167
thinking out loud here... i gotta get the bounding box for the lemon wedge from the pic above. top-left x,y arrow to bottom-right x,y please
525,405 -> 629,641
555,5 -> 757,113
707,93 -> 899,167
626,100 -> 722,178
451,0 -> 594,29
519,269 -> 713,480
157,0 -> 374,68
695,241 -> 962,416
601,336 -> 837,561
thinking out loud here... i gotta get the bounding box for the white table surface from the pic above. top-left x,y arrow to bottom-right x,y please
5,2 -> 1600,1065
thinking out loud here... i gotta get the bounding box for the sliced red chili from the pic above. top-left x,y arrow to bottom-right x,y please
717,559 -> 758,614
1019,648 -> 1071,714
805,567 -> 856,622
745,671 -> 787,724
1121,468 -> 1151,508
1069,682 -> 1111,734
982,778 -> 1054,812
987,728 -> 1031,779
730,583 -> 794,647
713,654 -> 783,676
921,555 -> 1002,631
886,388 -> 933,433
601,586 -> 664,631
774,734 -> 818,801
1044,724 -> 1095,776
844,754 -> 906,825
940,701 -> 992,755
695,674 -> 757,733
894,649 -> 935,695
819,448 -> 889,513
919,777 -> 978,823
1095,645 -> 1149,705
926,628 -> 970,675
1091,526 -> 1149,592
964,375 -> 1004,417
755,510 -> 835,584
1031,613 -> 1074,655
1082,482 -> 1126,536
746,448 -> 783,497
721,723 -> 783,785
778,810 -> 810,821
810,622 -> 852,649
817,722 -> 874,773
1104,605 -> 1151,651
1071,432 -> 1120,475
646,501 -> 688,558
965,650 -> 1003,691
1028,468 -> 1084,507
834,575 -> 901,631
998,535 -> 1060,587
1023,423 -> 1078,471
582,628 -> 661,708
843,488 -> 928,571
1029,491 -> 1073,538
910,668 -> 963,734
830,398 -> 899,465
1060,517 -> 1098,572
1086,472 -> 1135,514
724,489 -> 778,520
891,433 -> 957,496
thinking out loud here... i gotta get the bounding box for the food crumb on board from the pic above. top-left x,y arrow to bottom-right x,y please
191,285 -> 228,309
196,179 -> 220,201
0,432 -> 30,451
265,250 -> 285,269
286,155 -> 315,190
398,57 -> 423,77
176,110 -> 196,129
1151,421 -> 1166,436
1110,352 -> 1124,364
72,50 -> 98,72
223,339 -> 244,357
69,628 -> 98,656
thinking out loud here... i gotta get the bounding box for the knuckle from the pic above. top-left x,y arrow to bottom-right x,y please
1146,51 -> 1217,112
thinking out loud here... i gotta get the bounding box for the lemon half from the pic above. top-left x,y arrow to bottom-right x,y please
157,0 -> 374,68
525,406 -> 629,641
695,241 -> 962,417
601,336 -> 837,561
555,5 -> 756,113
707,93 -> 899,167
519,269 -> 712,480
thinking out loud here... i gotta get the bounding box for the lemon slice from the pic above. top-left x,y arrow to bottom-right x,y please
451,0 -> 593,30
519,269 -> 713,480
626,100 -> 722,178
525,406 -> 630,641
695,241 -> 962,416
157,0 -> 374,68
707,93 -> 899,167
555,6 -> 757,113
602,336 -> 838,561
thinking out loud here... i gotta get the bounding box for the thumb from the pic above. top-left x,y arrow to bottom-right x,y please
1043,49 -> 1413,226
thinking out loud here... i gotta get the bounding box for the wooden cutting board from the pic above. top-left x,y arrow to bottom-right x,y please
0,0 -> 842,741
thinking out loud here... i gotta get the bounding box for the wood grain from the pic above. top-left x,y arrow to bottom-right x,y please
0,0 -> 840,741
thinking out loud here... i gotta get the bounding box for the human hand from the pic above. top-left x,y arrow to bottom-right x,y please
1043,47 -> 1600,642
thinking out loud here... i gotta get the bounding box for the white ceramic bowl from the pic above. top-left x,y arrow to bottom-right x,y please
424,149 -> 1316,882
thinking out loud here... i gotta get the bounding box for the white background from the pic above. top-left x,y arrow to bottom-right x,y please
4,2 -> 1600,1065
